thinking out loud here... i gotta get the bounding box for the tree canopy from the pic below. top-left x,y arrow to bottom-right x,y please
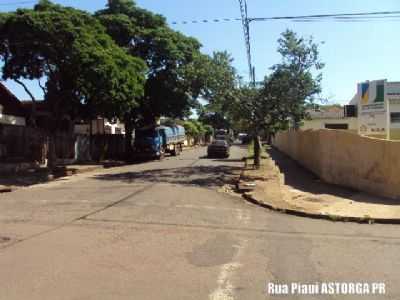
208,30 -> 324,167
0,0 -> 147,166
0,0 -> 146,122
96,0 -> 203,125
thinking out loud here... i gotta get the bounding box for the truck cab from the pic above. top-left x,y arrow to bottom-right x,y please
134,125 -> 185,159
134,127 -> 164,158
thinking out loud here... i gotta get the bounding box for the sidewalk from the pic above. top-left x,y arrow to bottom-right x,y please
239,146 -> 400,223
0,146 -> 203,193
0,161 -> 125,192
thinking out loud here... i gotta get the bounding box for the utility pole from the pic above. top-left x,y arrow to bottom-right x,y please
238,0 -> 255,87
238,0 -> 261,167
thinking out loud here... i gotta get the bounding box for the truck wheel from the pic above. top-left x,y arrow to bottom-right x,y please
159,149 -> 165,160
172,145 -> 180,156
176,145 -> 181,156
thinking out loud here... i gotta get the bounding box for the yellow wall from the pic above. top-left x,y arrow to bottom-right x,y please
273,129 -> 400,199
390,129 -> 400,140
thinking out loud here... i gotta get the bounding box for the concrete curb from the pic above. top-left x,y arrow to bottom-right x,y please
241,190 -> 400,225
237,165 -> 400,225
54,166 -> 101,177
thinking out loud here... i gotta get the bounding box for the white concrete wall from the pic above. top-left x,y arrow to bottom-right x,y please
302,118 -> 358,132
105,121 -> 125,135
74,119 -> 125,135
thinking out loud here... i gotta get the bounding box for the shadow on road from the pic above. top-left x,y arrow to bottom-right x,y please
93,165 -> 242,188
0,162 -> 127,188
267,147 -> 399,205
210,158 -> 245,163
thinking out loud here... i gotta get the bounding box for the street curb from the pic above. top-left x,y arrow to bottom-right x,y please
237,168 -> 400,225
241,190 -> 400,225
0,186 -> 12,193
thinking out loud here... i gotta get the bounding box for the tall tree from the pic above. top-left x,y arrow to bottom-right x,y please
96,0 -> 202,121
0,0 -> 146,167
184,51 -> 239,130
96,0 -> 205,155
232,30 -> 324,167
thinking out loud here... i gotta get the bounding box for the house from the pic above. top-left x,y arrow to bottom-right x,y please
0,82 -> 26,126
0,83 -> 28,160
21,100 -> 73,133
74,118 -> 126,135
22,100 -> 76,161
302,104 -> 358,133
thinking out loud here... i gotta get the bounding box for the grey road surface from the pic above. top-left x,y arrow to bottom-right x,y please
0,145 -> 399,300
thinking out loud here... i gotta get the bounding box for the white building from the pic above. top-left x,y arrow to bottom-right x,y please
302,79 -> 400,140
302,105 -> 358,132
355,79 -> 400,140
74,118 -> 125,135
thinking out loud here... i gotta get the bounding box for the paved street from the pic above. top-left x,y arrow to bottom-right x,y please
1,145 -> 400,300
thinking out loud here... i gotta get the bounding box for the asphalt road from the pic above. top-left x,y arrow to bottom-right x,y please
1,145 -> 400,300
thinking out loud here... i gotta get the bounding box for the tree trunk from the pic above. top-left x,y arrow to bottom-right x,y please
89,119 -> 93,161
253,134 -> 261,169
124,118 -> 133,161
47,133 -> 57,171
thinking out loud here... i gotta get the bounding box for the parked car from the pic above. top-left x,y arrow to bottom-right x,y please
239,133 -> 251,144
207,140 -> 230,158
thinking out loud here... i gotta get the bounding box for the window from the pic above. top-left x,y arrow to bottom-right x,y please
344,105 -> 357,117
390,112 -> 400,123
325,124 -> 349,130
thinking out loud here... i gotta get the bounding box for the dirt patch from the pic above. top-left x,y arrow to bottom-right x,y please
0,236 -> 11,244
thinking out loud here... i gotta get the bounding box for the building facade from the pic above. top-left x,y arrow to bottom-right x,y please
0,83 -> 26,126
302,105 -> 358,132
302,79 -> 400,141
74,118 -> 125,135
356,79 -> 400,140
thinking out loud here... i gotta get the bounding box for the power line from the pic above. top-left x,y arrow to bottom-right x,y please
171,10 -> 400,25
171,18 -> 241,24
249,10 -> 400,22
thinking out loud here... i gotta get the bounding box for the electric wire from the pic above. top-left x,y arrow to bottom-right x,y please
171,10 -> 400,25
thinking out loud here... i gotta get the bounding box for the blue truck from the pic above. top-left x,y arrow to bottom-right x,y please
133,125 -> 186,159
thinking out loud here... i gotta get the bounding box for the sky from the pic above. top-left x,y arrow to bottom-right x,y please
0,0 -> 399,105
